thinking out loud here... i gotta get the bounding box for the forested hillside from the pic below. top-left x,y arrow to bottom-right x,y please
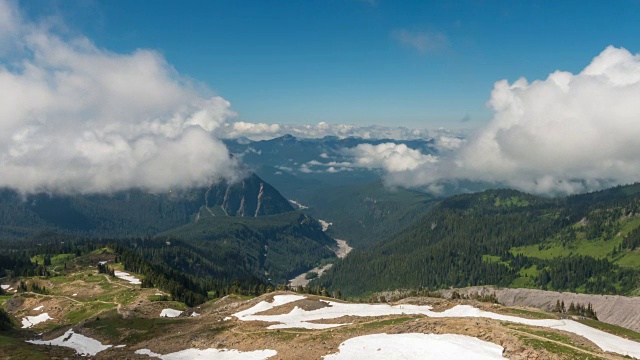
0,172 -> 292,238
304,182 -> 437,248
319,185 -> 640,297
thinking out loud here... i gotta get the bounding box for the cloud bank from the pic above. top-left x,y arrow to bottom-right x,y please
219,121 -> 463,141
348,46 -> 640,195
0,0 -> 239,194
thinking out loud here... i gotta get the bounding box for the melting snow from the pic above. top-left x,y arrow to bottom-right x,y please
136,348 -> 277,359
234,295 -> 640,358
160,309 -> 183,318
21,313 -> 53,328
323,333 -> 506,360
289,200 -> 309,209
72,293 -> 78,297
318,220 -> 332,232
27,329 -> 112,356
98,261 -> 108,265
1,285 -> 9,290
114,270 -> 141,285
191,312 -> 200,317
33,306 -> 44,311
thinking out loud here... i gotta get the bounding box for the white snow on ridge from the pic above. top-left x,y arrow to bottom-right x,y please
289,200 -> 308,209
233,295 -> 640,358
27,330 -> 112,356
323,333 -> 506,360
318,219 -> 332,232
114,270 -> 141,285
135,347 -> 277,359
21,313 -> 52,328
160,309 -> 183,318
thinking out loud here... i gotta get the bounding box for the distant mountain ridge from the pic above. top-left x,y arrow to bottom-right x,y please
0,172 -> 294,238
205,173 -> 294,217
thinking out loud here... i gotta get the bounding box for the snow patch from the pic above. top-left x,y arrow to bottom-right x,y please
114,270 -> 141,285
33,306 -> 44,311
289,200 -> 309,209
27,329 -> 112,356
318,219 -> 332,232
323,333 -> 506,359
135,347 -> 277,359
98,261 -> 108,265
160,309 -> 183,318
21,313 -> 52,328
191,312 -> 200,317
1,285 -> 9,290
72,293 -> 78,297
233,295 -> 640,358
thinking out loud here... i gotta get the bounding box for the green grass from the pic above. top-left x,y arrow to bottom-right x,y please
577,318 -> 640,341
482,255 -> 501,263
494,196 -> 530,207
508,324 -> 600,359
0,333 -> 56,360
359,316 -> 414,330
84,310 -> 189,344
509,276 -> 536,288
518,336 -> 600,359
512,237 -> 622,260
615,249 -> 640,267
511,216 -> 640,269
0,295 -> 12,305
64,302 -> 116,324
500,308 -> 555,319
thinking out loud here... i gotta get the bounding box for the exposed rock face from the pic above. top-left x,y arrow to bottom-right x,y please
206,173 -> 294,217
441,286 -> 640,332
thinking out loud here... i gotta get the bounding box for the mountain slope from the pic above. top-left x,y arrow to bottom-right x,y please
0,172 -> 293,238
205,173 -> 294,217
319,186 -> 640,297
303,182 -> 437,248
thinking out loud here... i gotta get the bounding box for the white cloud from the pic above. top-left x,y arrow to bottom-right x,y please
218,121 -> 463,141
0,0 -> 240,194
391,29 -> 448,54
345,143 -> 438,172
349,46 -> 640,195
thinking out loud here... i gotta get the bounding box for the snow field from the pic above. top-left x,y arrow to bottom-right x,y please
135,348 -> 277,359
27,329 -> 112,356
114,270 -> 141,284
323,333 -> 506,360
160,308 -> 183,318
234,295 -> 640,358
21,313 -> 52,328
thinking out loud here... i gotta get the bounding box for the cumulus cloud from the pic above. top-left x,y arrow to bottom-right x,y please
391,29 -> 448,54
348,46 -> 640,195
345,143 -> 438,172
0,0 -> 240,194
218,121 -> 463,141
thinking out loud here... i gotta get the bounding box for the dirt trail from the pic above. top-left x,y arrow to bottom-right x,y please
442,286 -> 640,333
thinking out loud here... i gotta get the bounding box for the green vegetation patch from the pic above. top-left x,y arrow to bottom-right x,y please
359,316 -> 414,330
0,333 -> 58,360
84,311 -> 189,344
500,308 -> 555,320
576,318 -> 640,341
65,301 -> 116,324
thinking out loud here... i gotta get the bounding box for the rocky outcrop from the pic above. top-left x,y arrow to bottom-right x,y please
441,286 -> 640,332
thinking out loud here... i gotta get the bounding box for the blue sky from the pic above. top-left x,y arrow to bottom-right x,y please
19,0 -> 640,128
